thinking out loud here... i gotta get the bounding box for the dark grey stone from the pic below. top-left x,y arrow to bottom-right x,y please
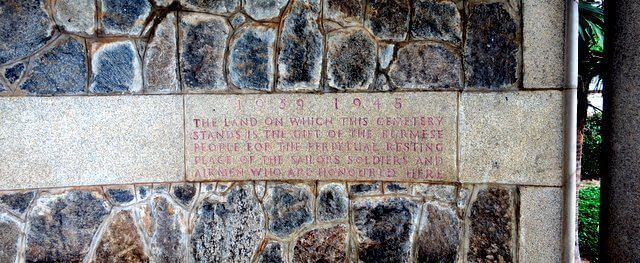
0,0 -> 53,65
257,242 -> 285,263
101,0 -> 152,35
106,188 -> 135,205
90,41 -> 142,93
326,28 -> 376,90
467,187 -> 515,262
264,183 -> 313,237
244,0 -> 288,20
371,74 -> 392,91
179,13 -> 229,91
385,182 -> 408,193
324,0 -> 363,26
20,37 -> 87,95
364,0 -> 410,41
137,185 -> 151,200
229,25 -> 276,91
230,13 -> 247,28
26,191 -> 111,262
0,216 -> 20,263
292,225 -> 348,263
180,0 -> 239,14
349,182 -> 380,196
4,63 -> 25,84
411,0 -> 462,44
172,183 -> 197,206
277,0 -> 324,91
415,203 -> 460,262
317,183 -> 348,222
388,42 -> 462,90
0,191 -> 35,215
353,197 -> 418,263
142,195 -> 187,263
191,185 -> 264,262
465,2 -> 519,89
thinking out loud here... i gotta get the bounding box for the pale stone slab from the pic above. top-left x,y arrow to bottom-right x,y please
185,92 -> 457,182
0,96 -> 184,190
459,91 -> 564,186
519,186 -> 563,262
522,0 -> 566,89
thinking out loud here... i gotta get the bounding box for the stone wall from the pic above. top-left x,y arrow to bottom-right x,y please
0,0 -> 568,262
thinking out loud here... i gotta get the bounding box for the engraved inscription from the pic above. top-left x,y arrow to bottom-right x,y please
185,93 -> 457,181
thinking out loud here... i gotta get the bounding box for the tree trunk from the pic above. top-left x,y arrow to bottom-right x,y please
575,79 -> 590,262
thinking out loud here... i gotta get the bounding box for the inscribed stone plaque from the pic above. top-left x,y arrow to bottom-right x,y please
0,96 -> 184,190
185,92 -> 457,181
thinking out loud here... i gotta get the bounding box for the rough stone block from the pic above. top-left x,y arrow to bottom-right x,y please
519,186 -> 563,262
0,215 -> 21,263
0,95 -> 184,190
179,13 -> 229,92
415,202 -> 461,262
0,0 -> 53,65
141,195 -> 188,262
180,0 -> 239,14
388,42 -> 462,90
292,225 -> 348,262
411,0 -> 462,44
54,0 -> 96,35
94,210 -> 149,262
229,25 -> 276,91
317,183 -> 348,222
21,36 -> 87,95
523,0 -> 566,89
323,0 -> 363,27
365,0 -> 410,41
90,40 -> 143,93
100,0 -> 152,36
265,183 -> 313,237
144,12 -> 179,93
4,62 -> 25,84
326,28 -> 376,90
257,242 -> 286,263
277,0 -> 324,91
244,0 -> 288,21
465,1 -> 520,89
460,91 -> 564,186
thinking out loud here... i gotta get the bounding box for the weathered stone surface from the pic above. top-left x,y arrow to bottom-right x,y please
459,91 -> 564,186
258,242 -> 285,263
465,2 -> 519,89
4,63 -> 25,84
171,183 -> 197,206
413,184 -> 456,203
55,0 -> 96,34
101,0 -> 152,35
326,28 -> 376,90
467,187 -> 515,262
411,0 -> 461,44
244,0 -> 288,20
365,0 -> 410,41
229,25 -> 276,90
21,36 -> 87,95
523,0 -> 566,88
415,203 -> 460,262
0,82 -> 7,93
137,185 -> 152,201
378,43 -> 394,70
277,1 -> 323,91
0,96 -> 184,190
191,185 -> 264,262
231,13 -> 247,28
180,0 -> 239,14
0,0 -> 53,65
519,187 -> 563,262
145,13 -> 179,93
0,215 -> 20,263
317,183 -> 348,222
292,225 -> 348,262
94,210 -> 149,263
265,183 -> 313,237
179,13 -> 229,91
349,182 -> 381,196
105,186 -> 136,205
26,191 -> 111,262
141,195 -> 187,263
0,191 -> 35,215
385,182 -> 410,194
91,41 -> 142,93
371,74 -> 392,91
353,198 -> 418,262
324,0 -> 363,26
389,42 -> 462,90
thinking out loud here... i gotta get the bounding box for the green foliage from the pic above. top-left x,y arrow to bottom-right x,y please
579,0 -> 604,87
582,112 -> 603,179
579,185 -> 600,262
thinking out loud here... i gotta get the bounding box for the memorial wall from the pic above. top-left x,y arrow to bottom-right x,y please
0,0 -> 568,262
